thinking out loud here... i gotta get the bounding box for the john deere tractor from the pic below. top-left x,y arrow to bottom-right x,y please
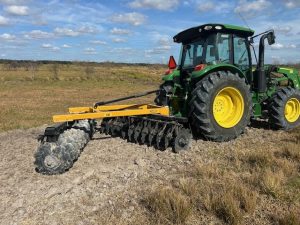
155,23 -> 300,141
35,24 -> 300,175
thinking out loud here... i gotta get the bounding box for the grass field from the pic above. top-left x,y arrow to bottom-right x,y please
0,61 -> 299,225
0,62 -> 164,131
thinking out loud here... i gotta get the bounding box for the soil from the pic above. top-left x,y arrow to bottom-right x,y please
0,125 -> 295,225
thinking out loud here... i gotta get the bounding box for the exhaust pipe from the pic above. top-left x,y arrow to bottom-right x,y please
254,30 -> 275,93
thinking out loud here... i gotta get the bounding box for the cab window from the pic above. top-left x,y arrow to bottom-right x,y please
233,36 -> 250,71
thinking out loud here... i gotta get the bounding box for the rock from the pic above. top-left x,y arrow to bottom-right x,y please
134,158 -> 146,167
83,169 -> 95,180
46,187 -> 61,199
73,176 -> 82,185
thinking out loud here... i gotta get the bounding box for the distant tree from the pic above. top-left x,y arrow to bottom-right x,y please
7,61 -> 19,71
51,64 -> 59,80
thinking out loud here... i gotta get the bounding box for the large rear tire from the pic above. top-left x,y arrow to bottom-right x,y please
189,71 -> 252,142
269,87 -> 300,130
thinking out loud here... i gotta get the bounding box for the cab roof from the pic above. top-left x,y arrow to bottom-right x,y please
173,24 -> 255,44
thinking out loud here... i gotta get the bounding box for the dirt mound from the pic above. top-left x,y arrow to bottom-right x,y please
0,126 -> 297,225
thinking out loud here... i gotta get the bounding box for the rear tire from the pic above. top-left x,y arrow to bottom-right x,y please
189,71 -> 252,142
269,87 -> 300,130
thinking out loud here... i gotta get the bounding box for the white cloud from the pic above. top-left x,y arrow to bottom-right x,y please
84,47 -> 97,55
0,0 -> 30,4
197,2 -> 214,11
129,0 -> 179,11
0,16 -> 9,25
54,26 -> 99,37
0,33 -> 16,41
234,0 -> 270,14
271,43 -> 297,50
52,46 -> 60,51
41,43 -> 60,51
78,25 -> 99,34
62,44 -> 71,48
54,28 -> 79,37
5,5 -> 29,16
145,45 -> 171,55
186,0 -> 232,13
110,12 -> 146,26
41,43 -> 52,48
90,40 -> 107,45
270,26 -> 292,35
110,27 -> 131,35
106,47 -> 135,54
24,30 -> 53,39
112,38 -> 126,43
284,0 -> 300,8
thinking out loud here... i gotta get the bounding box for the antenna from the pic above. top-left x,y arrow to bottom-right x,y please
238,12 -> 251,31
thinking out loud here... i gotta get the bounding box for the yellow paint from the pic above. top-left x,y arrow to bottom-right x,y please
213,87 -> 245,128
53,104 -> 170,122
285,98 -> 300,123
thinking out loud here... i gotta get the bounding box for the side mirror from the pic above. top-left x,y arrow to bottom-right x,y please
168,56 -> 177,69
267,32 -> 276,45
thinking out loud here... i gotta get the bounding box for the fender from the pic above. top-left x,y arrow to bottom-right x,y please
277,67 -> 300,90
162,69 -> 180,82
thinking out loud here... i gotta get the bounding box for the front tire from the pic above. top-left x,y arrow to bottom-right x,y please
269,87 -> 300,130
189,71 -> 252,142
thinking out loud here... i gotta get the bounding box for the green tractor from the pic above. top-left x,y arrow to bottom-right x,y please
35,23 -> 300,175
155,23 -> 300,141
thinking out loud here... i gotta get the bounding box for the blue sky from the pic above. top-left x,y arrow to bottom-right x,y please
0,0 -> 299,64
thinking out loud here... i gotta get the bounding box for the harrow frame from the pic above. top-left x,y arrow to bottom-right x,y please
53,104 -> 170,123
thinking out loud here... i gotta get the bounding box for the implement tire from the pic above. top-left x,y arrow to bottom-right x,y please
189,71 -> 252,142
269,87 -> 300,130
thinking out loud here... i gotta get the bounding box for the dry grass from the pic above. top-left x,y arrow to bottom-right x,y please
0,63 -> 164,131
211,192 -> 242,225
278,209 -> 300,225
144,187 -> 192,225
143,129 -> 300,225
143,163 -> 258,225
259,169 -> 284,198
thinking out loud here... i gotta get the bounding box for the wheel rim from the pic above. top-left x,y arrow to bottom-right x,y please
213,87 -> 245,128
285,98 -> 300,123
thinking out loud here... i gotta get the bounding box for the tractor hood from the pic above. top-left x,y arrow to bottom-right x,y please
173,24 -> 254,44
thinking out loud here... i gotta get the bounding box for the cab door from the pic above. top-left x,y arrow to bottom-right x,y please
233,35 -> 252,83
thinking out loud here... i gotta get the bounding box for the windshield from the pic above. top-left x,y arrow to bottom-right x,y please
181,33 -> 230,69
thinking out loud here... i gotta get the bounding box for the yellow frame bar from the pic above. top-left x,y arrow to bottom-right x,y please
53,104 -> 170,123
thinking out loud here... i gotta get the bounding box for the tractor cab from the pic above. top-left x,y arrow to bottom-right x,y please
173,24 -> 254,73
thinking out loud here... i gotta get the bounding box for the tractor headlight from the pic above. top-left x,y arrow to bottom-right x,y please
204,26 -> 212,30
215,25 -> 222,30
